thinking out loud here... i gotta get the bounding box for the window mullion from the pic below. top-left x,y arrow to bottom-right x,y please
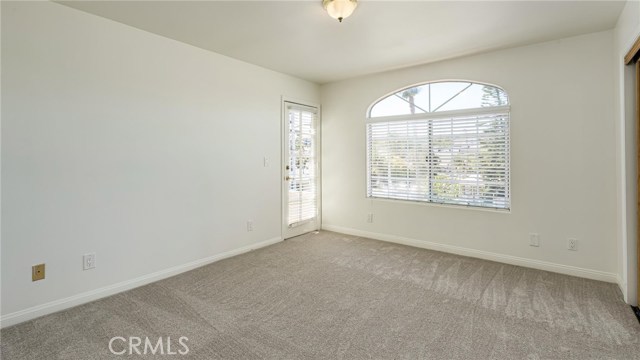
428,118 -> 433,203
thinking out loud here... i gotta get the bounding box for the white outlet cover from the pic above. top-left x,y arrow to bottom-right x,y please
529,233 -> 540,247
83,253 -> 96,270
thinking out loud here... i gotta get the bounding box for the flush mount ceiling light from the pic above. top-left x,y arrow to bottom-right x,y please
323,0 -> 358,23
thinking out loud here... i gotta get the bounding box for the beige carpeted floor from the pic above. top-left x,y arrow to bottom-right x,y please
2,231 -> 639,359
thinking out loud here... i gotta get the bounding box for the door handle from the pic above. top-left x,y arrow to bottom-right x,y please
285,176 -> 292,181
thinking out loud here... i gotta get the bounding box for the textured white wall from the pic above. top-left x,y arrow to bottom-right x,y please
321,31 -> 617,280
614,0 -> 640,304
1,1 -> 319,322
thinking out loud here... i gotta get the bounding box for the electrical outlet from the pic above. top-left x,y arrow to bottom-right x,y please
567,238 -> 578,251
32,263 -> 45,281
83,253 -> 96,270
263,157 -> 269,167
246,220 -> 254,232
529,233 -> 540,247
367,213 -> 374,223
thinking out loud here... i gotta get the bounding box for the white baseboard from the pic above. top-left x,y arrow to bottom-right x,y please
0,236 -> 282,329
617,274 -> 628,303
322,225 -> 618,284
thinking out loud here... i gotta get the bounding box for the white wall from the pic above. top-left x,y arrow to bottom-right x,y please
614,0 -> 640,304
321,31 -> 617,282
1,1 -> 319,326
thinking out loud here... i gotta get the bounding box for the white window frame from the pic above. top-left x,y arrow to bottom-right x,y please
366,82 -> 511,211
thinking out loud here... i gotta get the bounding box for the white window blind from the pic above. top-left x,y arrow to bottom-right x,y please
367,108 -> 510,210
287,105 -> 318,226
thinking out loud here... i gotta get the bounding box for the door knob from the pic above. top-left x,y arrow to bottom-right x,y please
285,176 -> 291,181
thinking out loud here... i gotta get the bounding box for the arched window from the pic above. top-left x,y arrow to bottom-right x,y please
366,81 -> 510,210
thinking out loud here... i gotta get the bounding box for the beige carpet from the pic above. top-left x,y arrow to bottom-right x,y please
2,231 -> 639,359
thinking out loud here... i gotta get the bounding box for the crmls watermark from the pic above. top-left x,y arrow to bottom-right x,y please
109,336 -> 189,356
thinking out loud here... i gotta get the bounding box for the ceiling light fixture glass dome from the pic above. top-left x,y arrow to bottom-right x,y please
323,0 -> 358,23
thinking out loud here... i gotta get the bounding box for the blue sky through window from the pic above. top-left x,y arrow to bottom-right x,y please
370,81 -> 507,117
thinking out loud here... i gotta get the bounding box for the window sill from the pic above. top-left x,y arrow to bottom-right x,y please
367,196 -> 511,214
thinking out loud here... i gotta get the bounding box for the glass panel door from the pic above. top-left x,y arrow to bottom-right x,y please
283,102 -> 319,239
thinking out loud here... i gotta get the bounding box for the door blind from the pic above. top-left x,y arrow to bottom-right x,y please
287,105 -> 317,226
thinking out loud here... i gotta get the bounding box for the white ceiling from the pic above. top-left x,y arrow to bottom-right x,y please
59,1 -> 626,84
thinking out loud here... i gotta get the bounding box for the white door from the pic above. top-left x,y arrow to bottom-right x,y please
282,101 -> 320,239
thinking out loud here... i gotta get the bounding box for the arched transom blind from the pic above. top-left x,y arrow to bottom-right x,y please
367,81 -> 510,210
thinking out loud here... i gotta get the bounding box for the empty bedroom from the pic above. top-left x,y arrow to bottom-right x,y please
2,0 -> 640,358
